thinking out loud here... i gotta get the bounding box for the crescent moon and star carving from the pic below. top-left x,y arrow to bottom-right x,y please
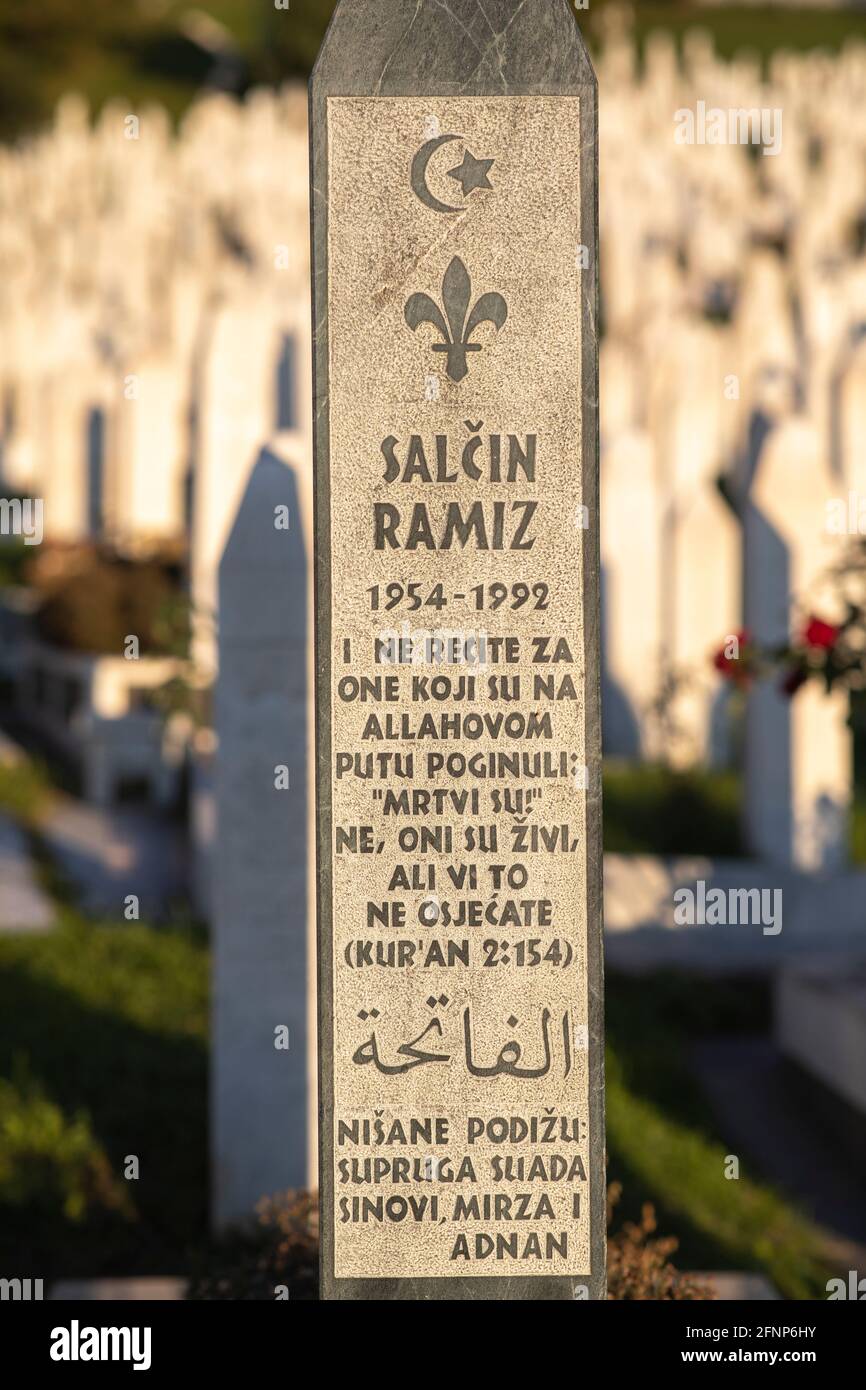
410,133 -> 495,215
405,132 -> 506,383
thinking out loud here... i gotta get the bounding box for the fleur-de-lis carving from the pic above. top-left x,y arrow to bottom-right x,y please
405,256 -> 508,382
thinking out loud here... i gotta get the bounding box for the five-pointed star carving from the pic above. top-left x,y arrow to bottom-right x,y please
447,149 -> 494,197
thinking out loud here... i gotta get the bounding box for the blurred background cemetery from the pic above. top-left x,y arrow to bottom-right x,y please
1,0 -> 866,1299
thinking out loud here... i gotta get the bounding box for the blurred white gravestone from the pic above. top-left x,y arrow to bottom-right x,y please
733,250 -> 798,431
0,312 -> 43,494
191,286 -> 287,679
744,416 -> 851,870
601,429 -> 662,759
39,365 -> 109,543
670,481 -> 741,768
599,338 -> 637,444
645,321 -> 741,766
776,959 -> 866,1119
838,332 -> 866,500
212,437 -> 316,1227
109,357 -> 188,545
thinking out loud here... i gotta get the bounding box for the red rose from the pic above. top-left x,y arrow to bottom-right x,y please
803,617 -> 840,650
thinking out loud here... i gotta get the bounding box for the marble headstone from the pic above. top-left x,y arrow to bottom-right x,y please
212,439 -> 316,1227
311,0 -> 604,1300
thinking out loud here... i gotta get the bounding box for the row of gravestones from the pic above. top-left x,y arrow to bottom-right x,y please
2,22 -> 866,1231
0,82 -> 310,532
2,40 -> 862,721
1,53 -> 862,849
0,279 -> 312,675
600,299 -> 866,867
0,92 -> 318,1230
215,2 -> 866,1289
0,84 -> 312,687
209,30 -> 866,1230
596,22 -> 866,873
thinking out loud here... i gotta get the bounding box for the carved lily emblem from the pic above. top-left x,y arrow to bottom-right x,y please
405,256 -> 508,382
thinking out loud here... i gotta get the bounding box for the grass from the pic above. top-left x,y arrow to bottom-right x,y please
0,895 -> 838,1298
0,910 -> 835,1295
0,740 -> 841,1293
0,920 -> 208,1279
606,972 -> 834,1299
0,734 -> 208,1279
0,751 -> 52,828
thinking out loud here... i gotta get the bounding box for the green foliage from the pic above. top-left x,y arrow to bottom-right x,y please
851,793 -> 866,864
0,1063 -> 132,1225
0,755 -> 52,826
2,2 -> 866,142
616,3 -> 866,65
604,757 -> 866,865
0,921 -> 208,1276
0,1 -> 153,136
257,0 -> 334,80
603,761 -> 744,856
0,537 -> 30,587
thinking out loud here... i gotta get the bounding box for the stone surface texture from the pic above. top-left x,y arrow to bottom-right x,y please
311,0 -> 602,1300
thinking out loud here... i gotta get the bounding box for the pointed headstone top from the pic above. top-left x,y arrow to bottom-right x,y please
312,0 -> 595,96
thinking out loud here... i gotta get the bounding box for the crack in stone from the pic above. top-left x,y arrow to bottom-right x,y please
375,0 -> 424,94
472,0 -> 512,91
432,0 -> 483,53
415,0 -> 534,94
473,0 -> 498,39
455,0 -> 536,94
364,201 -> 477,337
502,0 -> 533,36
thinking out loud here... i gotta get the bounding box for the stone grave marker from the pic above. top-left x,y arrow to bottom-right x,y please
744,415 -> 851,870
601,429 -> 661,760
191,283 -> 286,679
311,0 -> 604,1300
110,355 -> 187,544
213,438 -> 316,1227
